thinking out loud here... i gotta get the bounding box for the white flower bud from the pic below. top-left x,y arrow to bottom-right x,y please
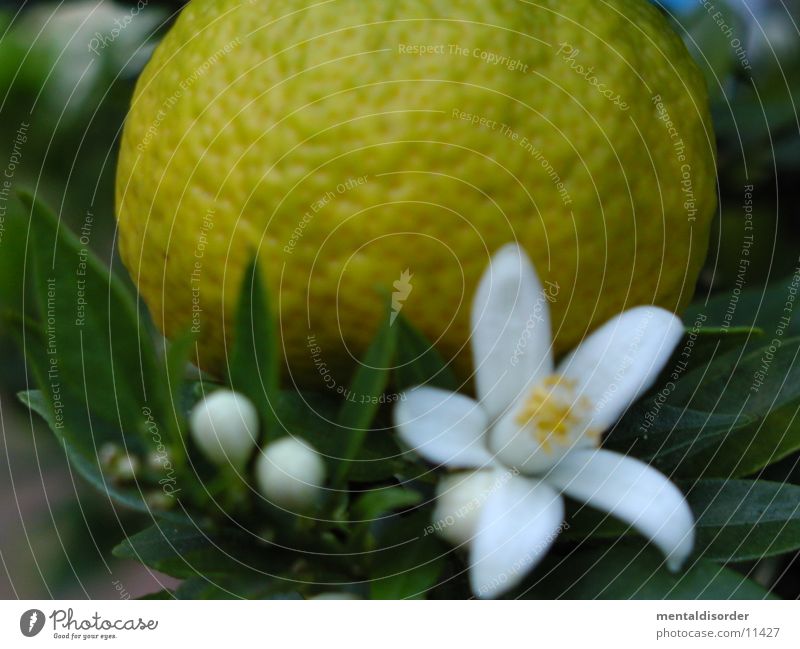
112,454 -> 140,482
189,390 -> 259,467
433,470 -> 508,546
99,442 -> 120,469
146,449 -> 173,473
255,437 -> 326,510
309,592 -> 360,600
145,491 -> 176,510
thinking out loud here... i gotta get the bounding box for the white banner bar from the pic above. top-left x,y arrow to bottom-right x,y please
1,600 -> 798,647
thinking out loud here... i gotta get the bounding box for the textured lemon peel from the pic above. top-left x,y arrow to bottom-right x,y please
116,0 -> 716,384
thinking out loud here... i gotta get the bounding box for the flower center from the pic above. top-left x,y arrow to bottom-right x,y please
514,375 -> 596,451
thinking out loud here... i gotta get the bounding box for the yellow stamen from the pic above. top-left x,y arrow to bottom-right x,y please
515,375 -> 597,452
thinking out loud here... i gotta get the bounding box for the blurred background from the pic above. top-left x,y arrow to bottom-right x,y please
0,0 -> 798,598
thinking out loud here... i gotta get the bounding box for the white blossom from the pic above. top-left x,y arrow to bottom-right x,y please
189,390 -> 259,467
256,437 -> 326,510
394,244 -> 694,598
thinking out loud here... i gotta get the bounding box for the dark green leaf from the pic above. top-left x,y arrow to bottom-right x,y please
686,274 -> 800,339
113,522 -> 293,580
337,310 -> 398,431
394,315 -> 458,391
560,498 -> 631,542
353,487 -> 422,522
605,403 -> 745,474
681,326 -> 764,368
524,545 -> 774,599
607,337 -> 800,478
227,256 -> 278,442
20,191 -> 167,447
174,577 -> 240,600
174,575 -> 301,600
679,3 -> 741,102
347,429 -> 406,483
18,390 -> 152,514
688,479 -> 800,562
334,308 -> 398,484
162,330 -> 196,466
370,513 -> 447,599
0,195 -> 29,331
166,331 -> 196,410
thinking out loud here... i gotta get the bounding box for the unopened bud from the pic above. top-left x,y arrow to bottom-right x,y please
433,470 -> 506,546
255,437 -> 326,510
145,491 -> 176,510
98,442 -> 120,469
146,449 -> 173,473
309,592 -> 360,600
112,454 -> 140,482
189,390 -> 259,467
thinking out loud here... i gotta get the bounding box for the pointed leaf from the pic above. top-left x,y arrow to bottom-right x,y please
394,315 -> 458,391
525,545 -> 775,599
688,479 -> 800,562
227,256 -> 278,442
334,307 -> 398,484
608,337 -> 800,478
113,522 -> 292,580
352,487 -> 422,521
370,513 -> 447,599
21,191 -> 167,442
18,390 -> 152,514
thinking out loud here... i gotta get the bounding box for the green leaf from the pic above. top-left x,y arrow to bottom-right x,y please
166,331 -> 196,410
174,575 -> 300,600
607,337 -> 800,478
337,309 -> 398,431
334,308 -> 398,484
679,3 -> 742,102
352,487 -> 422,521
394,315 -> 458,391
347,428 -> 406,483
525,545 -> 774,599
162,330 -> 196,468
686,274 -> 800,339
688,479 -> 800,562
370,513 -> 447,599
605,403 -> 745,474
18,390 -> 153,514
174,578 -> 241,600
20,191 -> 167,447
227,256 -> 278,442
682,326 -> 764,368
0,195 -> 29,330
560,498 -> 631,542
112,522 -> 292,580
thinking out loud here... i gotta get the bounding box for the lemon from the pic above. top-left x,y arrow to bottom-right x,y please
116,0 -> 716,387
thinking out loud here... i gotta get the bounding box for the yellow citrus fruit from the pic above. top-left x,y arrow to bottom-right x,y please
116,0 -> 716,387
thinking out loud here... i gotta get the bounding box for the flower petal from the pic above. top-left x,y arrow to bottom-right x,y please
547,448 -> 694,571
470,476 -> 564,598
557,306 -> 684,430
471,244 -> 554,421
394,387 -> 494,469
